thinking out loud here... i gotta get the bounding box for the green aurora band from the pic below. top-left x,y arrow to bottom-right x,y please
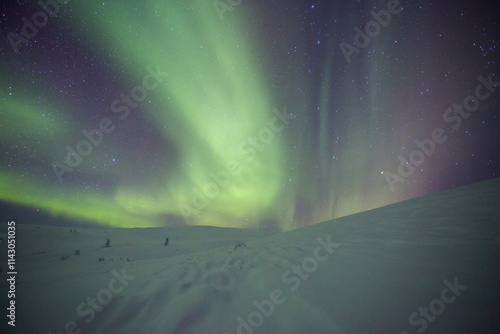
1,0 -> 403,230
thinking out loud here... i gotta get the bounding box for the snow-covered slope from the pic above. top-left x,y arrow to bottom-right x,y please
3,178 -> 500,333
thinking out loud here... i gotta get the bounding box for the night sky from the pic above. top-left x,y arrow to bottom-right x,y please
1,0 -> 499,231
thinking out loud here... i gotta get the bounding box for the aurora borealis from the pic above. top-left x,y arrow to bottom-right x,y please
1,0 -> 499,231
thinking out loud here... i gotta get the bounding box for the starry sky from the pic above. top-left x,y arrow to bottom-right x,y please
1,0 -> 499,231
